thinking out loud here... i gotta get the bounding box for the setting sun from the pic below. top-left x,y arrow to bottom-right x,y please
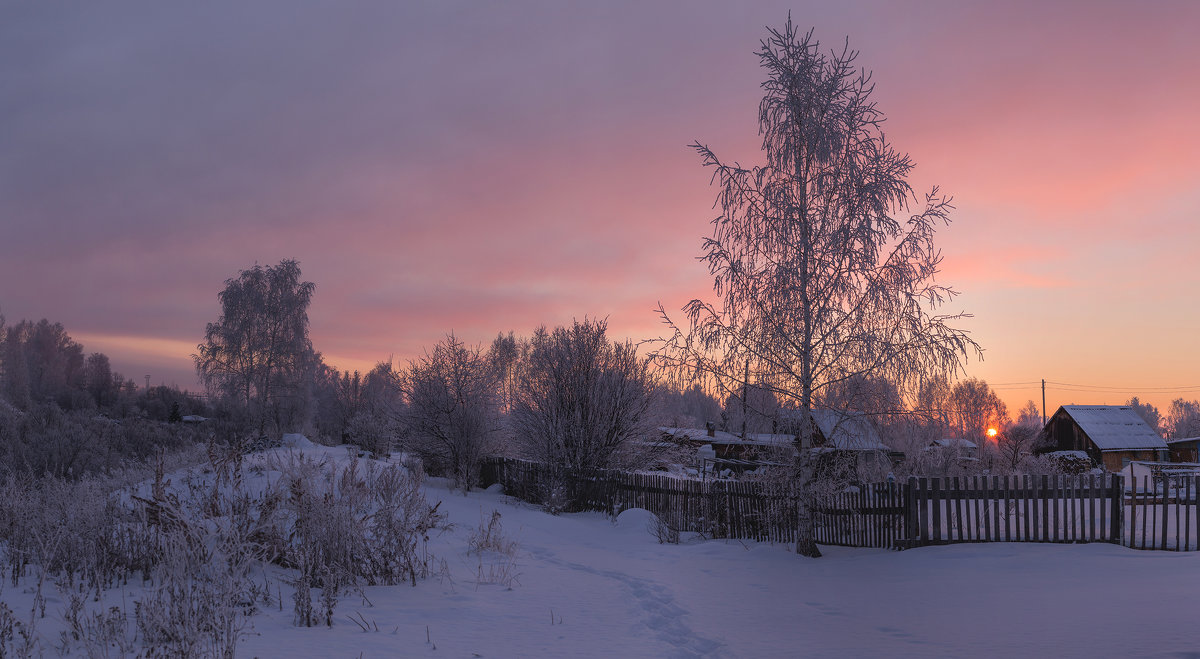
987,428 -> 999,439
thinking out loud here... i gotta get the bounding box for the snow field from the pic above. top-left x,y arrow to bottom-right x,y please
3,444 -> 1200,658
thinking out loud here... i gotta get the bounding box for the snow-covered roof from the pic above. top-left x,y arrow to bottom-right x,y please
1047,450 -> 1092,460
932,438 -> 977,450
659,427 -> 712,443
1059,405 -> 1167,451
809,409 -> 889,451
742,432 -> 796,447
1166,436 -> 1200,445
660,427 -> 797,448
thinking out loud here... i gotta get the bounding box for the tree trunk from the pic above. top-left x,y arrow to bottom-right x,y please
794,449 -> 821,557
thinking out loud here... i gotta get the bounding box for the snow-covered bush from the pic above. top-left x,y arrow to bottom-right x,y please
0,403 -> 205,479
346,410 -> 397,459
468,509 -> 517,556
279,454 -> 446,625
468,509 -> 520,589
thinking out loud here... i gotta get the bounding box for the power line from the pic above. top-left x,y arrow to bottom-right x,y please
1045,381 -> 1200,393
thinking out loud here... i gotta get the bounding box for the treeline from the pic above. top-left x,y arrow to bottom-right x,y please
0,315 -> 206,418
186,260 -> 669,493
0,312 -> 214,479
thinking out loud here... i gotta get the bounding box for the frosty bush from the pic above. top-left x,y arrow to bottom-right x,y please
346,410 -> 397,459
648,513 -> 680,545
280,455 -> 446,626
467,509 -> 520,589
0,404 -> 205,479
468,509 -> 518,556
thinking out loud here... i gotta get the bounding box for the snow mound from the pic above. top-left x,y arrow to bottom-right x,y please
614,507 -> 659,532
281,433 -> 315,449
485,483 -> 505,494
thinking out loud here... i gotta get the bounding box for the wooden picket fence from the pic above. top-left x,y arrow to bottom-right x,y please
904,475 -> 1123,547
812,482 -> 907,548
480,457 -> 803,544
1126,474 -> 1200,551
480,458 -> 1200,551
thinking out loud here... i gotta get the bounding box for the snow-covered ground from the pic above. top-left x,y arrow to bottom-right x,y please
6,444 -> 1200,658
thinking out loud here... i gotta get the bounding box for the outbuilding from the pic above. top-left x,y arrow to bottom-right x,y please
1167,436 -> 1200,463
1036,405 -> 1168,471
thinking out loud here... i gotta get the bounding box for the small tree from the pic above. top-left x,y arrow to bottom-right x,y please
400,334 -> 498,491
510,318 -> 658,472
653,19 -> 979,556
999,422 -> 1038,473
194,259 -> 317,437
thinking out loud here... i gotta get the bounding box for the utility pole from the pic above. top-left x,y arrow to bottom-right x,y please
1041,379 -> 1046,426
145,374 -> 150,392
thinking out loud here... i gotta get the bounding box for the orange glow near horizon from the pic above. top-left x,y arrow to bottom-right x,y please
2,3 -> 1198,417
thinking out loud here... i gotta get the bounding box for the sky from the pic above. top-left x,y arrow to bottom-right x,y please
2,1 -> 1199,416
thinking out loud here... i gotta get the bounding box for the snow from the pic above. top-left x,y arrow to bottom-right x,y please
1060,405 -> 1167,451
8,444 -> 1200,657
281,432 -> 315,449
931,438 -> 978,450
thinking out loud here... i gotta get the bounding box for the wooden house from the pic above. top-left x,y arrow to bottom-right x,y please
779,408 -> 900,470
1036,405 -> 1168,471
928,438 -> 979,459
659,426 -> 793,462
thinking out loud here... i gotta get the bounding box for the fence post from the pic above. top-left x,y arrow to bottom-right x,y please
905,477 -> 919,547
1111,474 -> 1123,545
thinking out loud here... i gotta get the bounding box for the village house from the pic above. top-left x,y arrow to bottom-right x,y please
922,438 -> 980,470
659,425 -> 793,464
928,438 -> 979,459
1036,405 -> 1168,471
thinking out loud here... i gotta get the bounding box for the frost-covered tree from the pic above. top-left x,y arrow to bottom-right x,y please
83,352 -> 116,409
1127,396 -> 1163,436
657,383 -> 723,430
510,319 -> 658,471
194,259 -> 317,437
948,378 -> 1008,445
653,19 -> 978,556
722,383 -> 781,436
488,331 -> 526,416
1016,399 -> 1042,428
999,401 -> 1042,473
0,318 -> 87,410
1166,398 -> 1200,439
400,334 -> 498,491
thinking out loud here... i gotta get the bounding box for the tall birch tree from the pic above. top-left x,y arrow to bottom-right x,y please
653,19 -> 979,557
195,259 -> 317,437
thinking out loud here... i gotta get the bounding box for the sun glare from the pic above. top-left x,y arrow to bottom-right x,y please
986,428 -> 998,439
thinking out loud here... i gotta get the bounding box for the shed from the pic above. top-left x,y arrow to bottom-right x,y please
779,408 -> 900,473
659,426 -> 794,463
1167,436 -> 1200,463
928,438 -> 978,458
1036,405 -> 1167,471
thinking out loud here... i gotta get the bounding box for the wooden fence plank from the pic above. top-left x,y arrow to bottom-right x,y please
1160,475 -> 1167,551
1003,476 -> 1012,542
1129,475 -> 1138,549
1143,475 -> 1150,550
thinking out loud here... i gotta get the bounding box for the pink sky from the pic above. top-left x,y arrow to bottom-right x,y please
2,1 -> 1198,417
